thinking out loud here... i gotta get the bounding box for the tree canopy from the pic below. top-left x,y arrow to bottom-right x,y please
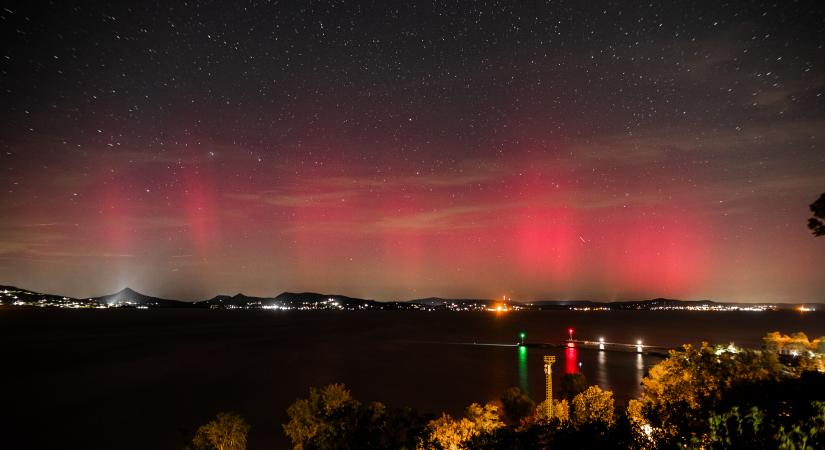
558,373 -> 588,400
417,402 -> 504,450
282,383 -> 386,450
499,387 -> 535,424
809,192 -> 825,236
571,385 -> 615,428
283,383 -> 427,450
190,412 -> 250,450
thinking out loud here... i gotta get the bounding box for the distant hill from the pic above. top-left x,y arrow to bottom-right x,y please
0,285 -> 93,307
528,298 -> 775,310
274,292 -> 381,308
93,287 -> 192,308
611,298 -> 716,309
197,293 -> 276,308
407,297 -> 496,306
197,291 -> 386,309
529,298 -> 715,308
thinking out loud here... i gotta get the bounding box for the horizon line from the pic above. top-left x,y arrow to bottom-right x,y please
2,283 -> 822,305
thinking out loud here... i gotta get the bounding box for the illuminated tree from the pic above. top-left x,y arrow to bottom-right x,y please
764,331 -> 825,354
420,414 -> 476,450
466,402 -> 504,435
571,385 -> 615,428
533,399 -> 569,424
191,412 -> 250,450
809,192 -> 825,237
763,331 -> 825,372
417,402 -> 504,450
500,387 -> 535,424
626,399 -> 651,445
282,383 -> 388,450
631,343 -> 785,447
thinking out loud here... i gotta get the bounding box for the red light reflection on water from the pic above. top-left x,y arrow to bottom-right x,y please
565,346 -> 579,374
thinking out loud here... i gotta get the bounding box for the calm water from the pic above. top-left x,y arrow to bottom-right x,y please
2,308 -> 823,449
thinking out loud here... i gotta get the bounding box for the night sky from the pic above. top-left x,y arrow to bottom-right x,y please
1,1 -> 823,302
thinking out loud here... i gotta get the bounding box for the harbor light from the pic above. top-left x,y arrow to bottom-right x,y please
636,340 -> 643,353
568,328 -> 574,341
599,337 -> 605,351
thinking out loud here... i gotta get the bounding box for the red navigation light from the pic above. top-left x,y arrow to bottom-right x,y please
568,328 -> 574,334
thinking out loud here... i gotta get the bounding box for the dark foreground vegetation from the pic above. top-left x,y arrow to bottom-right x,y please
188,332 -> 825,449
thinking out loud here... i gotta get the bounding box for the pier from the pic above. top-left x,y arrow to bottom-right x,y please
518,340 -> 672,356
516,328 -> 673,356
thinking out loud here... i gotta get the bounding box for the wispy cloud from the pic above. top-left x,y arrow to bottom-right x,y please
374,206 -> 494,231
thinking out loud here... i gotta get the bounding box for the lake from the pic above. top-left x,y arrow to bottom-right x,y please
2,308 -> 823,449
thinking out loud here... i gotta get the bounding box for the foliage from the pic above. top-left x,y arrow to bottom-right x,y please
558,372 -> 588,400
809,192 -> 825,237
283,383 -> 425,450
763,332 -> 825,371
190,412 -> 250,450
571,385 -> 615,428
470,410 -> 638,450
685,401 -> 825,450
417,402 -> 504,450
499,387 -> 535,424
763,331 -> 825,354
533,399 -> 569,424
630,342 -> 786,448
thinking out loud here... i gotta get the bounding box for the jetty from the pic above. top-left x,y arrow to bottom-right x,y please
516,329 -> 673,356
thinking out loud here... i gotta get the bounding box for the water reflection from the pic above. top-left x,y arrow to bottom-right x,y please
636,354 -> 645,384
596,349 -> 610,391
565,346 -> 579,374
518,346 -> 529,394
